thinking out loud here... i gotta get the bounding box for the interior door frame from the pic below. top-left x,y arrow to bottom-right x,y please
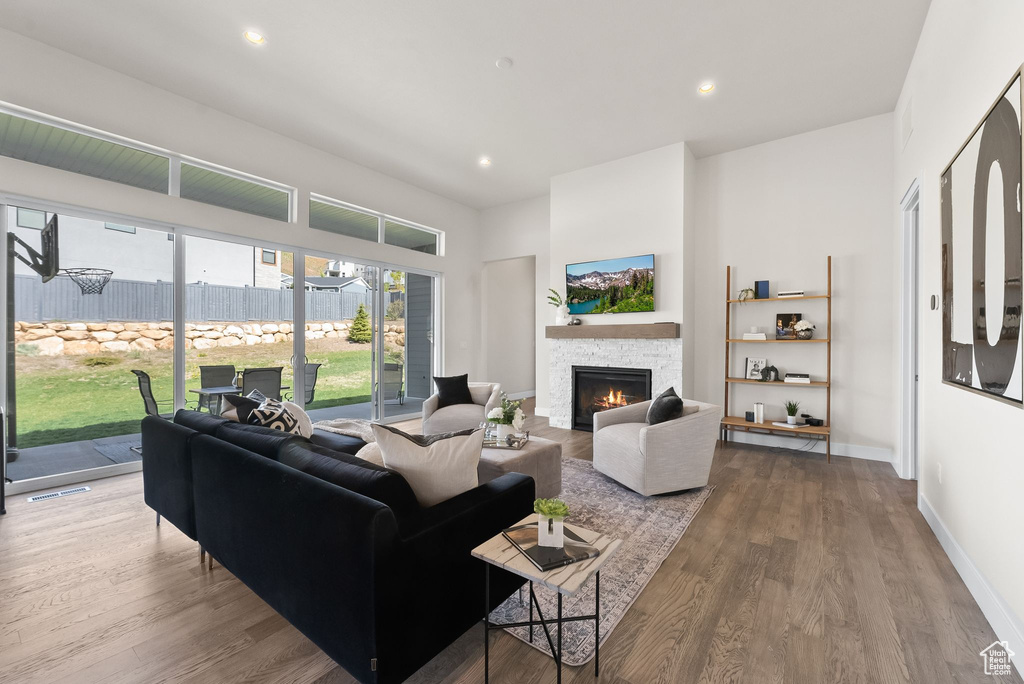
898,178 -> 922,480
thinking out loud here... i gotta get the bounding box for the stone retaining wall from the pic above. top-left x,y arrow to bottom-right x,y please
14,321 -> 406,356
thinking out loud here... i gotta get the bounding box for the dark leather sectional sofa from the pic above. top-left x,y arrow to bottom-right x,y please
141,410 -> 533,684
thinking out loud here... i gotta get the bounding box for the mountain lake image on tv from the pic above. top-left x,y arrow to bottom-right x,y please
565,254 -> 655,314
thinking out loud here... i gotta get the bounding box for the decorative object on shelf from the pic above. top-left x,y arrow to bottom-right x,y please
759,364 -> 779,382
753,402 -> 764,424
778,289 -> 805,298
743,326 -> 767,340
941,68 -> 1023,404
745,411 -> 755,422
785,400 -> 800,425
784,373 -> 811,384
755,280 -> 770,299
738,287 -> 755,301
534,498 -> 569,548
794,319 -> 816,340
775,312 -> 802,339
548,288 -> 571,325
745,357 -> 767,380
487,392 -> 525,440
566,254 -> 655,315
569,317 -> 582,325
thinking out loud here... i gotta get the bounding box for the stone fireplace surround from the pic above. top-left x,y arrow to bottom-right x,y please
549,337 -> 684,429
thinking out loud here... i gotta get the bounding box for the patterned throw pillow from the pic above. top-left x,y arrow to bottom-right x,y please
247,398 -> 301,434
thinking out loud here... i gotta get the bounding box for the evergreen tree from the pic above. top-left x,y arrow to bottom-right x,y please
348,303 -> 372,343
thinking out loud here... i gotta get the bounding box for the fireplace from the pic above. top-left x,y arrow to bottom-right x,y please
572,365 -> 653,431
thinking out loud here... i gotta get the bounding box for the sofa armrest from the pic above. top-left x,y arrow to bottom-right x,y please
422,393 -> 440,421
399,473 -> 535,561
593,400 -> 651,433
483,385 -> 502,415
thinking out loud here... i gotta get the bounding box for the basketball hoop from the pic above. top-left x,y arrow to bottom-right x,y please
63,268 -> 113,295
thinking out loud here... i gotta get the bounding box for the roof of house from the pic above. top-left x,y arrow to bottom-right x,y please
305,276 -> 367,289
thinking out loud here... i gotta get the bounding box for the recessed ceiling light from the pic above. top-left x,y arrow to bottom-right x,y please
479,157 -> 492,167
243,30 -> 266,45
698,82 -> 715,94
495,57 -> 514,70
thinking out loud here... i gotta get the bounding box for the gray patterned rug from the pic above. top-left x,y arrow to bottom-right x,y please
489,456 -> 714,666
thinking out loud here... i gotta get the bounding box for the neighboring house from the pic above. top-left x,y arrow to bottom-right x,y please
304,276 -> 370,294
9,207 -> 282,288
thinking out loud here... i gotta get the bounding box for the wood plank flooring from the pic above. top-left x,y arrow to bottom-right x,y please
0,405 -> 1019,683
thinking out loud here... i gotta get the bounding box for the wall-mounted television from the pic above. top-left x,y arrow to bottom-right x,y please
565,254 -> 655,314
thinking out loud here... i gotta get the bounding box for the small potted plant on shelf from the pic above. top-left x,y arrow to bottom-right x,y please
534,498 -> 569,548
487,393 -> 525,441
547,288 -> 570,325
785,400 -> 800,425
794,319 -> 816,340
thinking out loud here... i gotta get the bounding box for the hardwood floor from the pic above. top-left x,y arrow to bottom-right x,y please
0,406 -> 1019,683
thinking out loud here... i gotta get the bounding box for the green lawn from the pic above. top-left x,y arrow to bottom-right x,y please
15,339 -> 375,448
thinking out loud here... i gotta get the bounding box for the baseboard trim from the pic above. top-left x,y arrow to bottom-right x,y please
724,430 -> 893,465
506,390 -> 536,401
919,493 -> 1024,669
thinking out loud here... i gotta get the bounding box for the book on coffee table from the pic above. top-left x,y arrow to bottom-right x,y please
502,523 -> 600,572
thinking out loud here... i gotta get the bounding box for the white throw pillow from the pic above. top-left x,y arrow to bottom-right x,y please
468,383 -> 496,406
372,424 -> 483,507
283,401 -> 314,438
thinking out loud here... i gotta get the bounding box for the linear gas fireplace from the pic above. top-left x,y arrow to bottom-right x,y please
572,365 -> 652,431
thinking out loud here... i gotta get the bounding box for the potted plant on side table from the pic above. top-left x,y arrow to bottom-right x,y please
534,498 -> 569,548
785,400 -> 800,425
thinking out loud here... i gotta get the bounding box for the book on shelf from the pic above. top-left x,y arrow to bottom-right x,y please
784,373 -> 811,384
772,421 -> 808,429
778,290 -> 805,298
742,332 -> 767,340
502,523 -> 600,572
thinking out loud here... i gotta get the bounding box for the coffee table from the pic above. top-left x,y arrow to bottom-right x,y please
479,435 -> 562,498
472,516 -> 621,683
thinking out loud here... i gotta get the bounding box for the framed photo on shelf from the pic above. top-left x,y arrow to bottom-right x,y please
745,357 -> 767,380
775,312 -> 801,339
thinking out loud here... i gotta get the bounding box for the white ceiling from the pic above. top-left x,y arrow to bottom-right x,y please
0,1 -> 931,209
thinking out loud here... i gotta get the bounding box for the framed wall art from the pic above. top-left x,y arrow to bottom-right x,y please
940,67 -> 1023,404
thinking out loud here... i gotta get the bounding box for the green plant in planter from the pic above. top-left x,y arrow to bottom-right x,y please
785,400 -> 800,417
534,498 -> 569,519
546,289 -> 564,308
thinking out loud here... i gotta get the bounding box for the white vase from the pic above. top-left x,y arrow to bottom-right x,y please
496,423 -> 514,440
787,415 -> 797,425
555,305 -> 570,326
537,514 -> 564,548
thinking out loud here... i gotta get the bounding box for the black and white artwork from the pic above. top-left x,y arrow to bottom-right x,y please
941,71 -> 1023,404
745,357 -> 767,380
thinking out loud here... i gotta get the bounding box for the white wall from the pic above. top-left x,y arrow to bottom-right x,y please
894,0 -> 1024,654
480,195 -> 550,406
693,114 -> 896,460
0,28 -> 482,377
481,256 -> 537,396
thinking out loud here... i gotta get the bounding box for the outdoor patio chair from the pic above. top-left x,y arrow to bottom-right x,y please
284,363 -> 322,405
378,362 -> 405,405
241,367 -> 283,401
198,365 -> 235,413
131,370 -> 174,420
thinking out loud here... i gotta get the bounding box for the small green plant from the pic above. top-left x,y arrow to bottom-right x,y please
534,498 -> 569,519
546,288 -> 564,308
348,303 -> 372,343
83,356 -> 120,367
16,343 -> 40,356
785,400 -> 800,416
385,299 -> 405,321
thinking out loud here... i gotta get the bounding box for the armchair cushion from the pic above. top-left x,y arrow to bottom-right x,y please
647,387 -> 684,425
422,402 -> 486,434
434,374 -> 474,409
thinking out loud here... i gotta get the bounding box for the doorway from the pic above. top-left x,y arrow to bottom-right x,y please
899,180 -> 921,480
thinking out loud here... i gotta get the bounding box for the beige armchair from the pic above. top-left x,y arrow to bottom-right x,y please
421,382 -> 502,434
592,398 -> 721,496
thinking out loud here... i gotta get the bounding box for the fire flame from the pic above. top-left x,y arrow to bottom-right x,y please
604,388 -> 626,407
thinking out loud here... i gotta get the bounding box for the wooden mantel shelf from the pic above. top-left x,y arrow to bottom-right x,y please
545,323 -> 680,340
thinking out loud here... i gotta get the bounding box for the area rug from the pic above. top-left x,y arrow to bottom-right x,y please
93,440 -> 142,465
489,456 -> 714,666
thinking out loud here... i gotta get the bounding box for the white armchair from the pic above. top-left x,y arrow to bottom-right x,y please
592,398 -> 721,496
421,382 -> 502,434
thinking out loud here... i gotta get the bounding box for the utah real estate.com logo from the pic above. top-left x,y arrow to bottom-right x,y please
979,641 -> 1014,676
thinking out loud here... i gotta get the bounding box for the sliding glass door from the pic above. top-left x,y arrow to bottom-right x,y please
379,269 -> 435,420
